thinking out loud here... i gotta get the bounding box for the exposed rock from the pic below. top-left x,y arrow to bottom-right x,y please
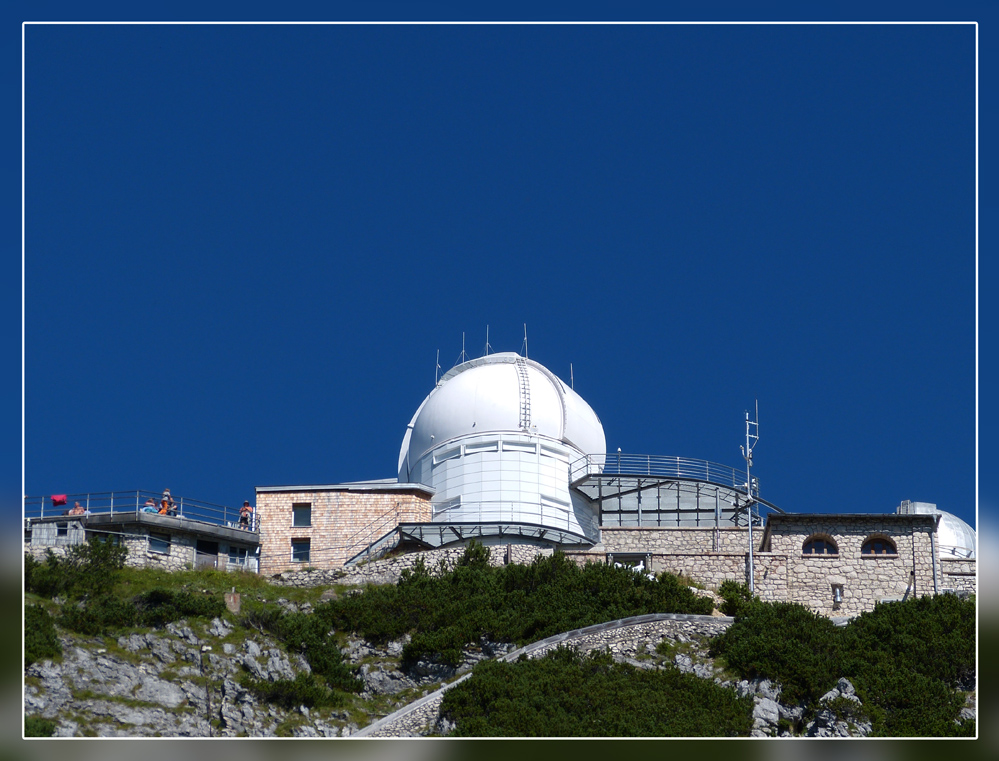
135,676 -> 187,708
209,618 -> 233,638
265,651 -> 296,681
360,663 -> 415,695
754,698 -> 780,721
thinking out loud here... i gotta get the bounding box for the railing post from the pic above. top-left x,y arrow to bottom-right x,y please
179,497 -> 184,519
110,492 -> 114,516
86,493 -> 90,512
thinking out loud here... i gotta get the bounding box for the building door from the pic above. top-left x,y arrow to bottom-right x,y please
195,540 -> 219,569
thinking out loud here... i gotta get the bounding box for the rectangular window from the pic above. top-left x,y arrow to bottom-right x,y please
229,546 -> 248,566
149,533 -> 171,554
292,503 -> 312,528
433,447 -> 461,464
291,539 -> 310,563
87,532 -> 121,545
56,522 -> 68,537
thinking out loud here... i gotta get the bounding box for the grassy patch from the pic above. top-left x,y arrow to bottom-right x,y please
274,714 -> 310,737
70,688 -> 165,710
24,716 -> 57,737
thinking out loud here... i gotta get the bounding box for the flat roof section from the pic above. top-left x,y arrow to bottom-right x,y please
256,481 -> 435,497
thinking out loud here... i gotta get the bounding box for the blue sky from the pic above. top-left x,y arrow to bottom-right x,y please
16,10 -> 989,535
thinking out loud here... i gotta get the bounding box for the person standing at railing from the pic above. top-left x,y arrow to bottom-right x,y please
239,500 -> 253,530
162,488 -> 177,517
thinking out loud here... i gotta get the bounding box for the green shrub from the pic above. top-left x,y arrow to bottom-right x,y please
839,595 -> 976,737
25,539 -> 128,600
839,595 -> 975,689
324,544 -> 713,672
717,580 -> 754,617
439,645 -> 753,737
24,605 -> 61,667
57,587 -> 227,636
25,551 -> 75,599
133,588 -> 226,627
59,594 -> 138,635
266,612 -> 361,693
238,672 -> 347,710
711,595 -> 977,736
24,716 -> 57,737
710,601 -> 841,706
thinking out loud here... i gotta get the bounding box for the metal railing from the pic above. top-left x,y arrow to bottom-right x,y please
23,490 -> 256,532
569,453 -> 756,493
343,506 -> 401,563
431,498 -> 599,540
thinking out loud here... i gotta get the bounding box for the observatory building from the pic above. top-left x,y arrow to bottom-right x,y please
397,353 -> 606,545
248,348 -> 976,617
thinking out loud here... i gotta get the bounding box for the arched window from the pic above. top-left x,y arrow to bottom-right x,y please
862,536 -> 897,556
802,535 -> 838,555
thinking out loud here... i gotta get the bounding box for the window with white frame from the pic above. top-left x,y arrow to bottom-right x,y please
292,503 -> 312,528
291,538 -> 310,563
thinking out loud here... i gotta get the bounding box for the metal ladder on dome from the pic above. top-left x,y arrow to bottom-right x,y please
515,357 -> 531,431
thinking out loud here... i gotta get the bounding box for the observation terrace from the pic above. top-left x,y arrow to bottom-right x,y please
570,453 -> 784,528
23,490 -> 257,545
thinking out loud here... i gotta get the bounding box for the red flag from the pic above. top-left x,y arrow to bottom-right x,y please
51,495 -> 67,506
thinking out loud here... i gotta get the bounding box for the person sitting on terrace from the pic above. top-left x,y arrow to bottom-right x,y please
239,500 -> 253,529
158,498 -> 175,516
68,501 -> 85,516
141,499 -> 157,514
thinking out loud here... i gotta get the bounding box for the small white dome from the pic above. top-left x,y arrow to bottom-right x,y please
897,501 -> 976,559
398,353 -> 605,481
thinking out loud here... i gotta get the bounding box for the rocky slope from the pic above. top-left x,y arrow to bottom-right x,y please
25,604 -> 904,738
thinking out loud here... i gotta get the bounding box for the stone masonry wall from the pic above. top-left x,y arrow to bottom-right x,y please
26,525 -> 257,573
767,517 -> 937,616
562,549 -> 788,602
270,542 -> 554,587
256,489 -> 431,575
599,526 -> 752,554
940,558 -> 977,594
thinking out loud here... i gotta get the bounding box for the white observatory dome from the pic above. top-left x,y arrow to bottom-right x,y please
897,501 -> 976,560
398,353 -> 605,481
397,352 -> 606,544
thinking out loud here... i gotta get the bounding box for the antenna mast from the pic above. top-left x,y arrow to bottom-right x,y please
456,332 -> 468,365
521,324 -> 529,358
570,362 -> 574,390
740,400 -> 760,593
484,325 -> 492,356
435,349 -> 441,385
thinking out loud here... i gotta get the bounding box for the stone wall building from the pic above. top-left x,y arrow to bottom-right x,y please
254,481 -> 433,575
25,512 -> 260,573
